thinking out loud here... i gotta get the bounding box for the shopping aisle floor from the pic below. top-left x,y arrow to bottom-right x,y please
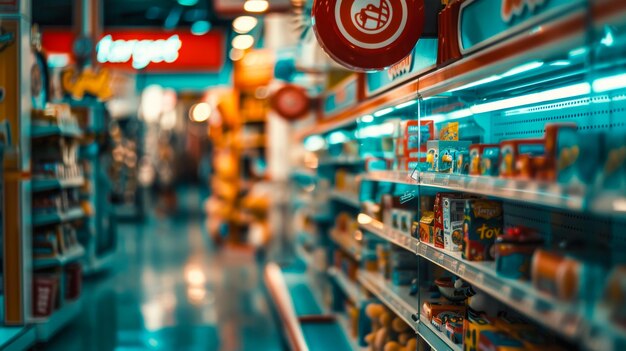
41,189 -> 284,351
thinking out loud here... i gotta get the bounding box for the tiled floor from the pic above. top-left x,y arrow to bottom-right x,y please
42,189 -> 283,351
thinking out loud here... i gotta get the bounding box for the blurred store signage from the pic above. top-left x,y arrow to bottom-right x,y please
271,85 -> 310,121
42,30 -> 224,72
215,0 -> 290,16
459,0 -> 583,54
61,67 -> 113,101
0,0 -> 18,12
322,75 -> 358,117
233,49 -> 275,89
312,0 -> 425,71
365,38 -> 437,97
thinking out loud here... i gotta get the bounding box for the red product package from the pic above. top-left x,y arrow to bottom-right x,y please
434,192 -> 460,249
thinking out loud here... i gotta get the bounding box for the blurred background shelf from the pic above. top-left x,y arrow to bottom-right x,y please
358,214 -> 419,253
357,270 -> 418,331
33,245 -> 85,270
32,298 -> 82,342
32,177 -> 84,192
31,124 -> 83,139
32,208 -> 85,227
328,267 -> 363,305
329,189 -> 360,208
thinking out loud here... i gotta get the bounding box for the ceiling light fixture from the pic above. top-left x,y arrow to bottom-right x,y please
178,0 -> 198,6
233,16 -> 258,34
244,0 -> 269,13
232,35 -> 254,50
191,21 -> 211,36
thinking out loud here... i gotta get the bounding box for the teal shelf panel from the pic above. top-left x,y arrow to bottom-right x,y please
31,123 -> 82,139
32,177 -> 84,192
33,208 -> 85,227
33,245 -> 85,270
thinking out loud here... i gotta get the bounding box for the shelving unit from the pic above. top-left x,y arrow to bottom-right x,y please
329,189 -> 360,208
328,267 -> 363,305
285,2 -> 626,350
357,270 -> 418,331
33,245 -> 85,269
358,215 -> 419,253
32,208 -> 85,227
330,229 -> 361,261
32,177 -> 85,193
31,123 -> 83,139
32,298 -> 82,342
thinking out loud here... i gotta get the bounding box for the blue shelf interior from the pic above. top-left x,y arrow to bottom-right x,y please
280,269 -> 353,351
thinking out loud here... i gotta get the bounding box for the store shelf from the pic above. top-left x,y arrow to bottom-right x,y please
328,267 -> 363,304
0,326 -> 36,351
33,208 -> 85,227
358,215 -> 419,253
33,245 -> 85,269
33,297 -> 82,342
330,189 -> 360,208
31,123 -> 83,139
318,156 -> 363,166
296,243 -> 316,270
82,249 -> 116,276
330,230 -> 362,261
335,313 -> 366,351
362,171 -> 418,185
292,168 -> 317,179
418,315 -> 462,351
32,176 -> 84,192
417,242 -> 582,343
357,270 -> 418,331
419,172 -> 586,213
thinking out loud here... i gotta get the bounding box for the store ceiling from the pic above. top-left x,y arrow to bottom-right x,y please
33,0 -> 231,28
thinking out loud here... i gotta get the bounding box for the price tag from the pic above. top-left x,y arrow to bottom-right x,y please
457,263 -> 466,277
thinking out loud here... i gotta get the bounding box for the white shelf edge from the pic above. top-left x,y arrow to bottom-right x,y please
328,267 -> 363,304
359,215 -> 419,253
330,189 -> 361,208
357,270 -> 418,332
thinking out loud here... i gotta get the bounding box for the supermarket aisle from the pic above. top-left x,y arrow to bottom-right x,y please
43,189 -> 283,351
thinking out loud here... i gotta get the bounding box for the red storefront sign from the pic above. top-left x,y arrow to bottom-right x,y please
42,30 -> 225,72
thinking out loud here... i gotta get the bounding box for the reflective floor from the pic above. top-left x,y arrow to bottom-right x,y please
42,189 -> 283,351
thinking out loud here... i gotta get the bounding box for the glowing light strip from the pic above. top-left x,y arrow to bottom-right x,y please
373,107 -> 395,117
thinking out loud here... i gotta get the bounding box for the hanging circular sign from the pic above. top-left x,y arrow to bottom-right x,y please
271,85 -> 310,122
312,0 -> 424,71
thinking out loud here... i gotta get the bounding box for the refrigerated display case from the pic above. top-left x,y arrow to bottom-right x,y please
281,1 -> 626,350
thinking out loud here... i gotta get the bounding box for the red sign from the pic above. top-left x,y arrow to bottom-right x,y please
271,85 -> 310,121
312,0 -> 424,71
42,30 -> 225,72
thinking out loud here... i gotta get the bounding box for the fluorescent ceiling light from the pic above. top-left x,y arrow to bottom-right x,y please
360,115 -> 374,123
470,82 -> 591,114
178,0 -> 198,6
601,28 -> 615,47
328,131 -> 349,145
244,0 -> 269,13
373,107 -> 395,117
358,123 -> 395,138
233,16 -> 258,34
395,99 -> 418,109
304,135 -> 325,152
501,61 -> 544,77
232,35 -> 254,50
550,60 -> 570,66
450,75 -> 501,92
592,73 -> 626,93
569,47 -> 587,57
191,21 -> 211,36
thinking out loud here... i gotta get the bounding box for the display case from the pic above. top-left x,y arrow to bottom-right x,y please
287,1 -> 626,350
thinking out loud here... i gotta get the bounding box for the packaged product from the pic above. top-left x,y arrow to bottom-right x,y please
469,144 -> 498,176
426,140 -> 472,173
419,211 -> 435,244
499,139 -> 545,178
443,196 -> 469,252
495,227 -> 544,280
463,200 -> 503,261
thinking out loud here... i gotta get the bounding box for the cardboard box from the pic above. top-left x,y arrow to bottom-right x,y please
443,197 -> 469,252
426,140 -> 472,173
463,200 -> 503,261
